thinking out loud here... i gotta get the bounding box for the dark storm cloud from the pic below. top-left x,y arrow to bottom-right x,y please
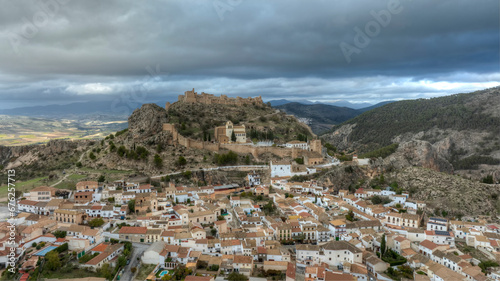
0,0 -> 498,108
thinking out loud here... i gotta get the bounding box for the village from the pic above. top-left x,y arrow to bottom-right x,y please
1,150 -> 500,281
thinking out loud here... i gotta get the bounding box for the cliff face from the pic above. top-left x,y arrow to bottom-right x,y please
379,140 -> 454,173
128,103 -> 169,139
0,145 -> 35,167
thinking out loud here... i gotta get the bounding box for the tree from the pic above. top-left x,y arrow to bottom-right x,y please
231,130 -> 237,142
154,154 -> 163,168
227,272 -> 249,281
118,255 -> 127,268
381,234 -> 387,256
156,143 -> 163,153
128,199 -> 136,213
345,209 -> 355,221
183,170 -> 192,179
211,228 -> 217,236
482,175 -> 494,184
98,175 -> 105,183
117,145 -> 127,157
89,218 -> 105,227
177,156 -> 187,166
99,263 -> 113,280
76,162 -> 82,168
88,152 -> 96,160
294,157 -> 304,165
46,250 -> 61,271
53,230 -> 67,238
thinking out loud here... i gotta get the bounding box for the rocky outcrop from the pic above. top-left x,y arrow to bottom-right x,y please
4,139 -> 84,170
128,104 -> 168,139
0,145 -> 35,167
316,165 -> 367,191
389,166 -> 499,216
382,140 -> 454,173
323,123 -> 356,151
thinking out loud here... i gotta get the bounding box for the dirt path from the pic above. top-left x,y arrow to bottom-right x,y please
51,147 -> 91,187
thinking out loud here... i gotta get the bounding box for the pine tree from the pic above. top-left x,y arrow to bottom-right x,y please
381,234 -> 386,256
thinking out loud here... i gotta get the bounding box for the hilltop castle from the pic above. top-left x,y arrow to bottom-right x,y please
165,89 -> 263,110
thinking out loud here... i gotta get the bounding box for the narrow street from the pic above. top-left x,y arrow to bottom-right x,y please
119,243 -> 150,281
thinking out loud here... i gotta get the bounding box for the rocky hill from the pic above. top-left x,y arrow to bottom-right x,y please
168,101 -> 314,142
322,87 -> 500,177
389,166 -> 500,217
314,164 -> 499,216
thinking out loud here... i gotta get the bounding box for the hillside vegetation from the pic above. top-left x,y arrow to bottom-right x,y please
331,89 -> 500,150
168,102 -> 314,143
323,87 -> 500,176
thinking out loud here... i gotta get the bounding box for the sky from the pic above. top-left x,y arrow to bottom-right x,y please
0,0 -> 499,110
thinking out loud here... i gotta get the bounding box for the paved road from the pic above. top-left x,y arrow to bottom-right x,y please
151,165 -> 269,179
119,243 -> 150,281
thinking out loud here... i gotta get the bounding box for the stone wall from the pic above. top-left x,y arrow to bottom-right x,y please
163,123 -> 220,152
162,122 -> 323,161
176,88 -> 263,106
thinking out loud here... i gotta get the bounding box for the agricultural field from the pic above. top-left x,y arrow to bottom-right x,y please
0,115 -> 127,146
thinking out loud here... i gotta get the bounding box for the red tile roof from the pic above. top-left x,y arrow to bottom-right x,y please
91,243 -> 109,252
419,239 -> 438,250
119,226 -> 147,234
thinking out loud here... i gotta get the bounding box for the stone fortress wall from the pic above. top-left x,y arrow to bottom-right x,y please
162,123 -> 323,164
162,90 -> 323,164
165,88 -> 264,110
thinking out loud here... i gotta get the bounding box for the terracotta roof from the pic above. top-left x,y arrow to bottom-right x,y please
91,243 -> 109,252
19,200 -> 39,206
31,186 -> 58,192
419,239 -> 438,250
119,226 -> 147,234
233,255 -> 253,264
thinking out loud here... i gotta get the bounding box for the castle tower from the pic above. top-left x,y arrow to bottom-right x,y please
225,121 -> 234,140
310,139 -> 322,154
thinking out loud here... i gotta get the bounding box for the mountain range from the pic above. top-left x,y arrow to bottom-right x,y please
267,99 -> 380,109
274,101 -> 393,133
0,100 -> 169,119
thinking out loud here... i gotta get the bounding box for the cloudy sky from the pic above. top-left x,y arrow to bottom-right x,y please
0,0 -> 498,109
